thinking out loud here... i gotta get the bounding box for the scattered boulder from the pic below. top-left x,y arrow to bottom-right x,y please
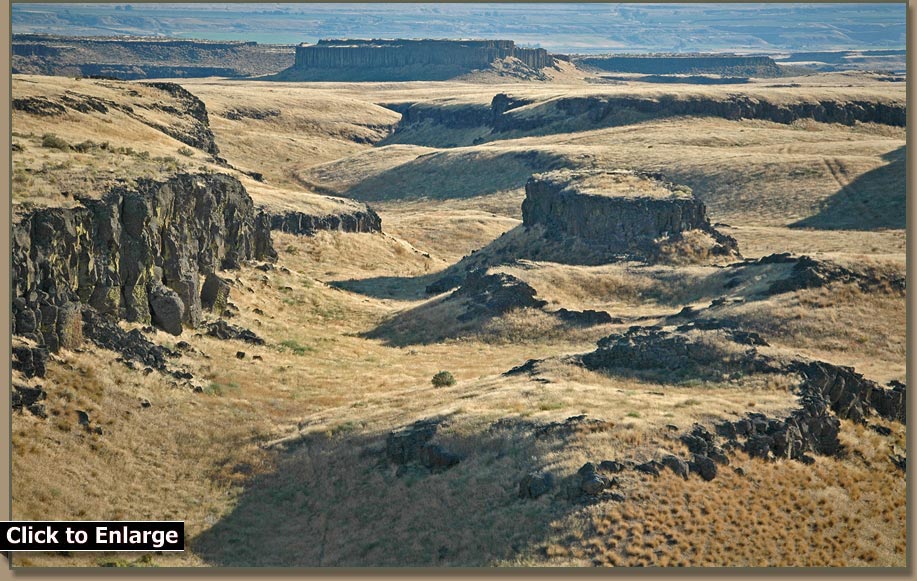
236,351 -> 246,359
691,455 -> 718,481
660,454 -> 690,479
634,461 -> 661,477
518,471 -> 555,499
205,320 -> 264,345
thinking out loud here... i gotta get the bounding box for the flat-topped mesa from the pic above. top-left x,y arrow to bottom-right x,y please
577,54 -> 783,77
292,38 -> 553,78
522,169 -> 740,263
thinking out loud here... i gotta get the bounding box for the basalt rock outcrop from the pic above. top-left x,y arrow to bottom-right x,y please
521,169 -> 740,262
735,253 -> 907,296
12,173 -> 276,348
286,39 -> 552,81
269,207 -> 382,236
451,269 -> 548,322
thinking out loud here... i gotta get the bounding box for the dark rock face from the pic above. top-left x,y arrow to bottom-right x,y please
12,345 -> 49,378
451,269 -> 547,322
791,361 -> 906,424
521,170 -> 740,262
12,173 -> 275,349
291,39 -> 552,81
200,273 -> 231,314
269,208 -> 382,236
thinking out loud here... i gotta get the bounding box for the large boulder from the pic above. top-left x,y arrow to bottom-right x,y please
149,282 -> 185,336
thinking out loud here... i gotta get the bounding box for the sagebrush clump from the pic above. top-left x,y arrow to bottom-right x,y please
431,370 -> 456,387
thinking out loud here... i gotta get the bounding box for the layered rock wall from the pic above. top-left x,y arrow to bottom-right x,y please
12,173 -> 276,347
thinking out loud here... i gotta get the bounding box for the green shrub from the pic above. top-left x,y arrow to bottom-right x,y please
41,133 -> 70,150
431,370 -> 456,388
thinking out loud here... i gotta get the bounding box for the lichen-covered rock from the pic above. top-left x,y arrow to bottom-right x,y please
11,172 -> 275,352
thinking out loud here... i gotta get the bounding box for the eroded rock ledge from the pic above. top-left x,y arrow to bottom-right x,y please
12,172 -> 276,349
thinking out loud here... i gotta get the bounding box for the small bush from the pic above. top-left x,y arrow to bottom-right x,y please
280,339 -> 310,356
431,370 -> 456,388
41,133 -> 70,150
177,146 -> 195,157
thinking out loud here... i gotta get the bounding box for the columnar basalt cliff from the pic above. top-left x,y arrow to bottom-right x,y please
521,169 -> 739,261
269,207 -> 382,236
286,38 -> 552,80
12,173 -> 276,347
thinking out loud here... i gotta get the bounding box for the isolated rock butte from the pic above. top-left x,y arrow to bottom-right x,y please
12,172 -> 276,347
288,39 -> 553,81
522,169 -> 740,261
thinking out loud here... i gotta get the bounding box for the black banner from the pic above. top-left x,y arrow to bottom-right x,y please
0,521 -> 184,551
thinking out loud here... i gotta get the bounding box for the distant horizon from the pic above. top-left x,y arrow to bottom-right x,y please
12,3 -> 906,54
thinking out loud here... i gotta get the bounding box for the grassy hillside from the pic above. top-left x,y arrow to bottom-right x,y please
10,70 -> 906,568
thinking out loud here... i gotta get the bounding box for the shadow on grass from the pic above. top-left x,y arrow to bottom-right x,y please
792,146 -> 905,230
191,418 -> 586,567
329,271 -> 447,301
